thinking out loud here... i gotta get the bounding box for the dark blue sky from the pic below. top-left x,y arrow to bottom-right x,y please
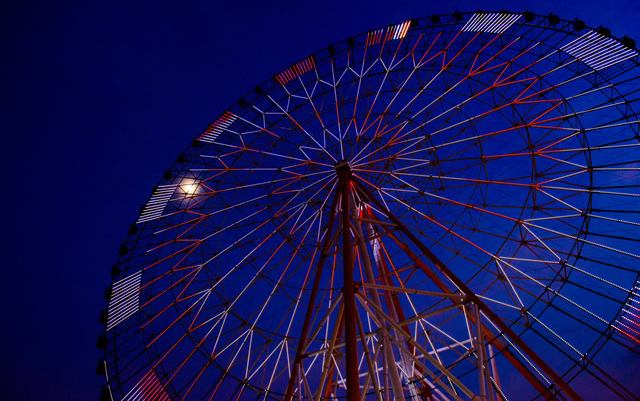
2,0 -> 639,400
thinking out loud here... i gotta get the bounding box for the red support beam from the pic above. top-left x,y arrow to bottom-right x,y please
284,192 -> 340,401
337,161 -> 361,401
353,178 -> 582,401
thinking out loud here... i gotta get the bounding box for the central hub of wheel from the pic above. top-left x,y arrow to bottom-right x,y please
335,160 -> 352,181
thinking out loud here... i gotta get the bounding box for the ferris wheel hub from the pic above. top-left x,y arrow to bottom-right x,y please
335,160 -> 352,180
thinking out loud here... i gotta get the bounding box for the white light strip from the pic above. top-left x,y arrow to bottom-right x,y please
198,111 -> 237,143
136,185 -> 178,224
107,271 -> 141,330
561,31 -> 637,70
461,12 -> 521,34
616,279 -> 640,341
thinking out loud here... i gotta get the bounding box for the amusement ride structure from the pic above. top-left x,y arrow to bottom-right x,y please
99,11 -> 640,401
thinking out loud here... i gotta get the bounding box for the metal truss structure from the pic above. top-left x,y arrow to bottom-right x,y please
99,11 -> 640,401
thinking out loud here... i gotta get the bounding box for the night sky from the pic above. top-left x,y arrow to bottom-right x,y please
3,0 -> 640,400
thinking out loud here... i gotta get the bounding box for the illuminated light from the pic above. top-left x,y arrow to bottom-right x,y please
198,111 -> 237,143
122,370 -> 170,401
462,12 -> 521,34
366,20 -> 411,47
366,28 -> 383,47
561,31 -> 638,70
275,56 -> 316,85
107,271 -> 141,330
614,281 -> 640,344
180,178 -> 200,197
136,184 -> 177,224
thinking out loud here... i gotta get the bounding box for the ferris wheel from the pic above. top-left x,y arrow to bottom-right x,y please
98,11 -> 640,401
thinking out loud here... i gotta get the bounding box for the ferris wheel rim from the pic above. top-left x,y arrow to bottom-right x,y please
100,10 -> 640,401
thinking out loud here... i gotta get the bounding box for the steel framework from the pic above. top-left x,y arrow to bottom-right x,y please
99,10 -> 640,401
283,162 -> 582,400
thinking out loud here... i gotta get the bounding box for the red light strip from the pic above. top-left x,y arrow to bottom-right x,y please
198,111 -> 237,143
275,56 -> 316,85
366,20 -> 411,47
122,370 -> 170,401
